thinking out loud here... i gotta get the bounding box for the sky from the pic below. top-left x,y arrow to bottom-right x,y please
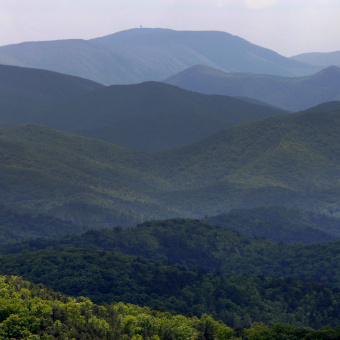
0,0 -> 339,56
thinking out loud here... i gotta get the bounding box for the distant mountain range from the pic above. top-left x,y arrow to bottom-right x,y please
291,50 -> 340,67
164,64 -> 340,112
41,81 -> 287,151
0,28 -> 321,85
0,64 -> 103,105
0,64 -> 104,125
0,65 -> 286,151
0,103 -> 339,226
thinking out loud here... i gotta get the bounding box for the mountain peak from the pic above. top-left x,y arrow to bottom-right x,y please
0,29 -> 321,85
301,65 -> 340,87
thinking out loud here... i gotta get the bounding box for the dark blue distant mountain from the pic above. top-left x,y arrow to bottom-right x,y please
0,28 -> 320,85
291,50 -> 340,67
165,64 -> 340,112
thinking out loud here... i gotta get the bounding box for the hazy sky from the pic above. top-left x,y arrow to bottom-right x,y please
1,0 -> 339,56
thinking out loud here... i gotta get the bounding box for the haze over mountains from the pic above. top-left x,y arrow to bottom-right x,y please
41,81 -> 287,151
1,103 -> 339,227
1,28 -> 340,336
291,50 -> 340,67
0,65 -> 286,151
0,28 -> 321,85
165,64 -> 340,112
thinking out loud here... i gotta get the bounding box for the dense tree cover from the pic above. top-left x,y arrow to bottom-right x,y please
0,247 -> 339,329
0,205 -> 87,246
0,274 -> 237,339
0,125 -> 169,227
0,64 -> 103,106
42,81 -> 285,152
3,219 -> 339,288
205,205 -> 340,243
1,274 -> 339,339
223,206 -> 340,236
0,107 -> 340,228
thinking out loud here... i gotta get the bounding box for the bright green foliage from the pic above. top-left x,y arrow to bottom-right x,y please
0,275 -> 237,339
0,275 -> 122,339
0,247 -> 339,329
0,274 -> 339,339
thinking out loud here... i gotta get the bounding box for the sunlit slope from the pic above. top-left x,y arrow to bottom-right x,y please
1,105 -> 339,225
152,106 -> 340,216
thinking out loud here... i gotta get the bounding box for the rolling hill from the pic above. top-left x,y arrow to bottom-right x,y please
152,104 -> 340,202
0,28 -> 320,85
0,67 -> 287,151
0,123 -> 173,227
38,81 -> 286,151
205,205 -> 340,242
0,64 -> 104,124
291,50 -> 340,67
0,64 -> 104,105
164,65 -> 340,112
0,103 -> 339,226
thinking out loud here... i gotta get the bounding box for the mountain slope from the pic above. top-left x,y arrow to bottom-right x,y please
291,50 -> 340,67
0,28 -> 320,85
205,205 -> 340,242
0,64 -> 104,105
0,205 -> 86,246
39,81 -> 286,151
0,104 -> 339,226
2,218 -> 339,270
0,124 -> 164,227
0,275 -> 233,339
164,65 -> 340,112
1,247 -> 339,329
151,105 -> 340,216
0,65 -> 104,124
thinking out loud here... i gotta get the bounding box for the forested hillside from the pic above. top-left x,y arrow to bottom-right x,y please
1,274 -> 338,339
2,219 -> 339,288
0,247 -> 339,329
0,275 -> 233,339
39,81 -> 285,151
0,64 -> 103,105
0,205 -> 86,246
0,104 -> 339,228
164,64 -> 340,112
205,205 -> 340,242
1,25 -> 340,340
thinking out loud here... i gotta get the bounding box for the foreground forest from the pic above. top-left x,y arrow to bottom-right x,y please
1,275 -> 339,339
0,217 -> 339,332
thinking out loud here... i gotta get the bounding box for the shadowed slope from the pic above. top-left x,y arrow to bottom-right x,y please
165,65 -> 340,112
